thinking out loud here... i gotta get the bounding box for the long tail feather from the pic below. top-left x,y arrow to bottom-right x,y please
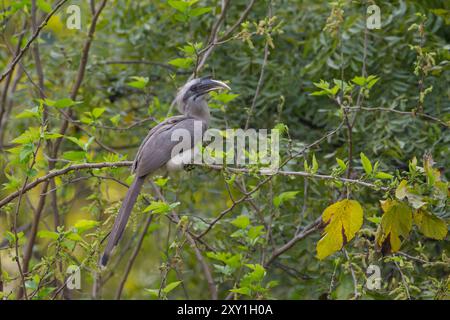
100,176 -> 145,267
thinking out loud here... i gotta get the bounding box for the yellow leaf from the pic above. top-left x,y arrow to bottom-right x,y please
376,200 -> 412,253
316,199 -> 363,260
414,209 -> 448,240
395,180 -> 408,200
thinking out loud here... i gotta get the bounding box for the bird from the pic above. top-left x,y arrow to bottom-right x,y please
99,77 -> 230,267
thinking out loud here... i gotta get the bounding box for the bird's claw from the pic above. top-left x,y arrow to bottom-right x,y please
183,164 -> 196,172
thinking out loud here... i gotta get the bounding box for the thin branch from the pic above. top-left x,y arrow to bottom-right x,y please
21,0 -> 109,279
264,217 -> 321,267
150,182 -> 218,300
115,214 -> 153,299
245,40 -> 269,130
394,260 -> 411,300
0,19 -> 28,144
343,248 -> 359,299
219,0 -> 256,41
0,0 -> 69,83
0,161 -> 131,208
345,106 -> 449,128
99,60 -> 177,71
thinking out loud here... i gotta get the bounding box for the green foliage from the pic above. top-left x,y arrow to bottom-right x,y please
0,0 -> 448,301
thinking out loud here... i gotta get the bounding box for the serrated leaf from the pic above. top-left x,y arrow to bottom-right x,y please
316,199 -> 364,260
376,200 -> 412,253
414,209 -> 447,240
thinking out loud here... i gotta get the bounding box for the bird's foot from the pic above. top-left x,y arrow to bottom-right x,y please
183,164 -> 196,172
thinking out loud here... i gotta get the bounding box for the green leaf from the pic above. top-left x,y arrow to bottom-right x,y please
110,114 -> 121,126
376,200 -> 412,253
168,57 -> 193,69
66,232 -> 83,242
12,127 -> 41,144
311,80 -> 339,97
144,289 -> 160,298
37,230 -> 59,240
316,199 -> 364,260
248,225 -> 265,240
210,92 -> 238,104
360,152 -> 372,175
45,98 -> 82,109
367,216 -> 381,224
154,176 -> 169,187
351,75 -> 379,89
44,132 -> 63,140
37,0 -> 52,13
127,76 -> 149,89
163,281 -> 182,294
395,180 -> 408,200
62,150 -> 86,161
231,215 -> 250,229
168,0 -> 189,12
414,209 -> 447,240
375,172 -> 393,180
16,107 -> 40,119
73,219 -> 99,234
66,136 -> 86,150
92,107 -> 106,119
144,201 -> 180,215
336,158 -> 347,170
230,287 -> 251,296
190,7 -> 212,17
19,143 -> 34,163
311,154 -> 318,174
273,191 -> 299,208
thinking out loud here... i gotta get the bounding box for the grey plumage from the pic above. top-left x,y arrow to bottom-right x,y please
100,77 -> 230,267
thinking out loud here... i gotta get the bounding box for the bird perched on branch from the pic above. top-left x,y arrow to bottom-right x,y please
99,77 -> 230,267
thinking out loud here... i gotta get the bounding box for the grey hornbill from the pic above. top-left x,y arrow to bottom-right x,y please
99,77 -> 230,267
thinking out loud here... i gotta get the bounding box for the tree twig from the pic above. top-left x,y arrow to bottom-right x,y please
0,0 -> 69,83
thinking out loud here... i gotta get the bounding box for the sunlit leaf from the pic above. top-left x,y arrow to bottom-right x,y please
414,209 -> 447,240
376,200 -> 412,253
316,199 -> 363,260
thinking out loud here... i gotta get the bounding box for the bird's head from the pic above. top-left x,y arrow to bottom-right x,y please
176,76 -> 230,115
